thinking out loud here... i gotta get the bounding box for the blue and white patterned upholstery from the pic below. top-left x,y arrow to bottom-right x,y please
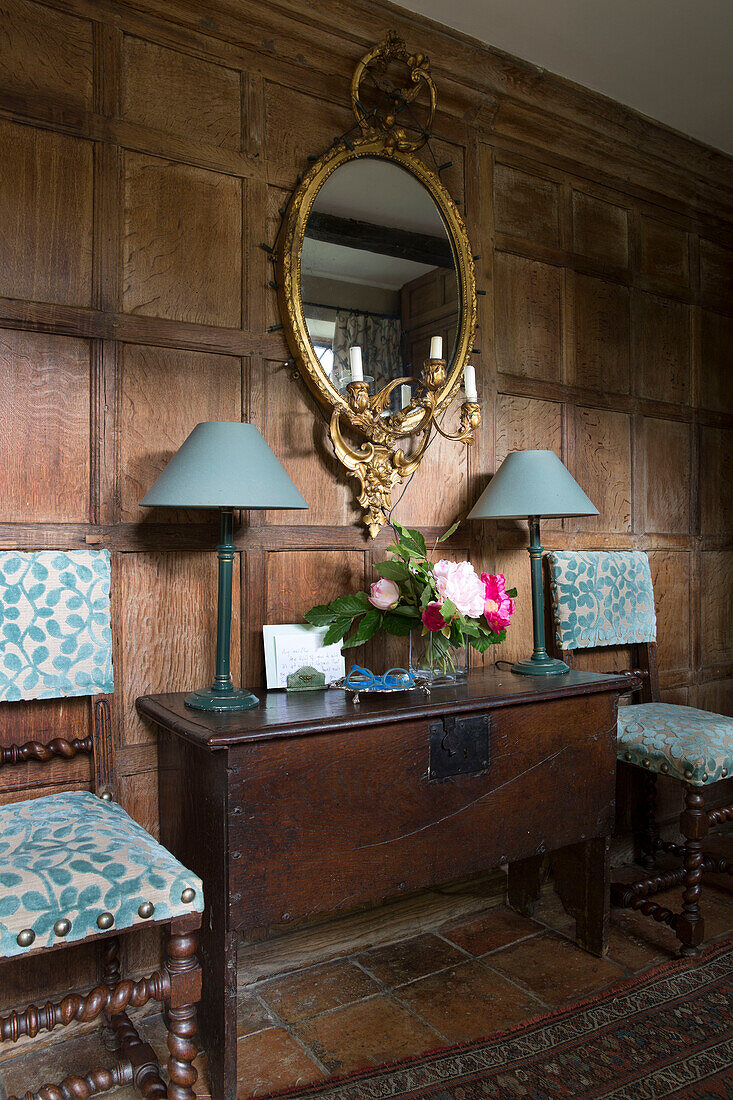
0,550 -> 113,703
548,550 -> 733,787
548,550 -> 656,651
618,703 -> 733,786
0,791 -> 203,959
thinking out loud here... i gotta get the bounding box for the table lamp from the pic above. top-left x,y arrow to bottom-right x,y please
141,422 -> 307,710
468,449 -> 598,676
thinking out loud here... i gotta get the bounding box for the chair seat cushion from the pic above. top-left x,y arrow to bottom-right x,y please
0,790 -> 203,959
617,702 -> 733,786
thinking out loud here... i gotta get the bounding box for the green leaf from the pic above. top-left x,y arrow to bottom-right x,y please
405,527 -> 427,556
353,609 -> 383,644
374,560 -> 409,582
468,633 -> 496,653
342,608 -> 383,649
461,620 -> 481,636
323,617 -> 353,645
437,521 -> 460,542
382,613 -> 414,637
304,605 -> 336,626
441,598 -> 457,621
419,585 -> 433,609
391,604 -> 420,618
505,587 -> 518,598
331,594 -> 369,617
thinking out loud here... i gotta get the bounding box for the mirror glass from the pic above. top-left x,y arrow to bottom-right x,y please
301,157 -> 459,408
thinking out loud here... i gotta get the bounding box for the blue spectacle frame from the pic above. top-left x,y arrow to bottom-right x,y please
344,665 -> 416,691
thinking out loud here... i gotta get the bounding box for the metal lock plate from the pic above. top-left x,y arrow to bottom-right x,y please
429,714 -> 490,780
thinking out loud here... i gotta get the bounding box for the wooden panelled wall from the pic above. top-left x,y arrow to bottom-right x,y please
0,0 -> 732,1005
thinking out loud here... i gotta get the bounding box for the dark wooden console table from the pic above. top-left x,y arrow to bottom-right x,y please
138,668 -> 632,1100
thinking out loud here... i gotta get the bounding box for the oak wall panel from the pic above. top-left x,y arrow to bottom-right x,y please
0,0 -> 93,109
700,427 -> 733,535
648,551 -> 691,677
571,190 -> 628,268
700,551 -> 733,669
122,36 -> 243,150
639,216 -> 689,287
494,253 -> 562,382
493,163 -> 560,248
119,344 -> 243,523
632,291 -> 690,406
574,407 -> 632,533
699,311 -> 733,414
641,417 -> 691,535
265,551 -> 365,623
573,275 -> 630,394
0,329 -> 90,522
263,359 -> 356,528
123,152 -> 242,326
118,551 -> 241,747
700,239 -> 733,311
0,120 -> 93,306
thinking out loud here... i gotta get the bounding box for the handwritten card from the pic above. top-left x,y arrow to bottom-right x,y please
263,625 -> 345,689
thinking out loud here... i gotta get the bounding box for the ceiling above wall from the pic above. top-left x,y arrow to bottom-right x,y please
398,0 -> 733,155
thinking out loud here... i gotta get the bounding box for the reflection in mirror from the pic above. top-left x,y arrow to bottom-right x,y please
301,158 -> 459,408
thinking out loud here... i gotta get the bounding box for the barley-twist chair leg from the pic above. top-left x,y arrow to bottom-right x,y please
165,924 -> 201,1100
678,783 -> 707,958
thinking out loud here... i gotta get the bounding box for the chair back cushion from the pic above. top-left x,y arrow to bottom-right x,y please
0,550 -> 113,702
0,790 -> 203,958
548,550 -> 656,651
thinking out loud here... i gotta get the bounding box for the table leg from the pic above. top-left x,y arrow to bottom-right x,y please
551,836 -> 610,957
198,918 -> 239,1100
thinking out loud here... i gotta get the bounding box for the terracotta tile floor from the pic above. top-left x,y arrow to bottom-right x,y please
2,861 -> 732,1100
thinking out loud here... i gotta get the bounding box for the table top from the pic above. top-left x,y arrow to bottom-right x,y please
136,667 -> 634,750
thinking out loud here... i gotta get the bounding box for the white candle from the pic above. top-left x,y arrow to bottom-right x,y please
430,336 -> 443,360
464,363 -> 477,402
400,384 -> 412,409
349,346 -> 363,382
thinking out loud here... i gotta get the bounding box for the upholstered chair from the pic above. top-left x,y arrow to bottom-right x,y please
548,550 -> 733,957
0,550 -> 203,1097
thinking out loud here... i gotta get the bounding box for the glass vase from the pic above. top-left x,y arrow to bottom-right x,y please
409,631 -> 468,685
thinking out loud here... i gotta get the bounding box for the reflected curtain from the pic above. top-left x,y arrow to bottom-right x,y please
332,311 -> 402,392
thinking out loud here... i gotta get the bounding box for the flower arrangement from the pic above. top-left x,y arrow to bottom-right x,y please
304,521 -> 516,675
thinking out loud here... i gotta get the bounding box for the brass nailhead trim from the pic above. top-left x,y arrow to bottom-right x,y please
138,901 -> 155,919
722,770 -> 728,778
684,769 -> 694,779
702,773 -> 709,782
642,759 -> 650,768
17,929 -> 35,948
97,912 -> 114,930
181,887 -> 196,904
661,763 -> 669,774
54,918 -> 71,937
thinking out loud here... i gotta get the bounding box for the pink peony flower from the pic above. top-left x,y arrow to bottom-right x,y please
433,560 -> 486,619
421,601 -> 448,632
368,577 -> 400,611
481,572 -> 515,631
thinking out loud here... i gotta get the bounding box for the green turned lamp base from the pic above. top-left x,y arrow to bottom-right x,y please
185,687 -> 260,711
511,656 -> 570,676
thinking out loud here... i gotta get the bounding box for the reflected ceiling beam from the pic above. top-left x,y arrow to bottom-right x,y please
305,213 -> 453,268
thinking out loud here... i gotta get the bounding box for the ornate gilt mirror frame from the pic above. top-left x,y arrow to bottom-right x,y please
277,32 -> 478,536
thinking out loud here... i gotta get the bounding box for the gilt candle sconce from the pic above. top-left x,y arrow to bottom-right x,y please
276,31 -> 480,537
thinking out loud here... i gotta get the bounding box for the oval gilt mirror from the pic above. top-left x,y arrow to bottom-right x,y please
279,139 -> 475,426
276,33 -> 478,536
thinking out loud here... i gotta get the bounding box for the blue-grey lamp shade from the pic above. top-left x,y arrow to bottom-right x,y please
468,450 -> 598,520
141,422 -> 308,510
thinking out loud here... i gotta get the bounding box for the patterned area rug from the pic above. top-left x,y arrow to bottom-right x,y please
270,941 -> 733,1100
